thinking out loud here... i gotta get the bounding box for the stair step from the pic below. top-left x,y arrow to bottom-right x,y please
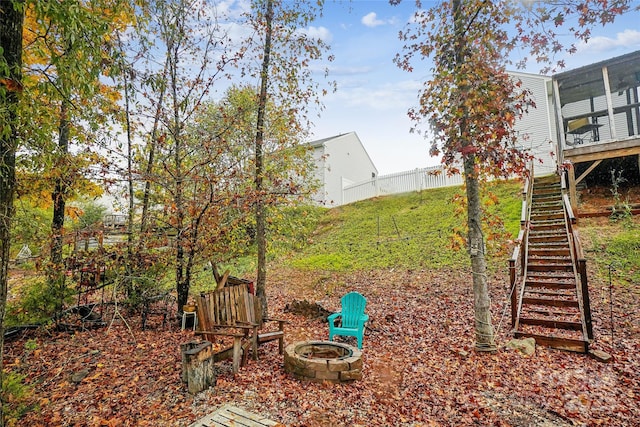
530,225 -> 566,233
531,216 -> 565,223
525,280 -> 575,289
532,195 -> 561,202
521,297 -> 579,308
532,198 -> 561,204
527,263 -> 574,272
519,317 -> 583,331
532,208 -> 564,214
528,308 -> 580,317
530,229 -> 566,235
532,185 -> 560,192
528,248 -> 571,256
530,219 -> 565,226
526,275 -> 574,282
528,229 -> 567,236
528,240 -> 570,247
529,227 -> 565,234
531,200 -> 562,207
531,212 -> 564,221
528,255 -> 572,262
531,206 -> 563,213
533,180 -> 560,186
528,234 -> 568,243
513,332 -> 587,353
532,190 -> 561,196
524,288 -> 575,298
528,246 -> 570,253
534,176 -> 560,184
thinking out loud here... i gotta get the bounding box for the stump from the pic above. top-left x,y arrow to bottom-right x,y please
181,341 -> 217,394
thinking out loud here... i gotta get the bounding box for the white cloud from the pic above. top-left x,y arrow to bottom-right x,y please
328,79 -> 422,111
579,29 -> 640,52
361,12 -> 385,28
302,26 -> 333,43
329,65 -> 373,76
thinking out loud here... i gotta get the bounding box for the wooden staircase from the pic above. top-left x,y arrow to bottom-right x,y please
509,174 -> 593,352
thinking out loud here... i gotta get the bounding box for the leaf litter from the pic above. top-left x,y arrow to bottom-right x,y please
4,265 -> 639,426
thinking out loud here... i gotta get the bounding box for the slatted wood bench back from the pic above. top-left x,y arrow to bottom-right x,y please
195,283 -> 285,374
198,284 -> 256,331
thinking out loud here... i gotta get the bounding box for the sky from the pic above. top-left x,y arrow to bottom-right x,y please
305,1 -> 640,175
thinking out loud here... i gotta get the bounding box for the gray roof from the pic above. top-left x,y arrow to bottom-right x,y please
308,131 -> 356,148
554,50 -> 640,106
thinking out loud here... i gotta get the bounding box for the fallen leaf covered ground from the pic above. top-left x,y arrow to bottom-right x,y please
4,262 -> 639,426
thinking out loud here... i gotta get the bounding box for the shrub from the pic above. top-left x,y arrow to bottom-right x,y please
5,277 -> 73,327
2,371 -> 35,425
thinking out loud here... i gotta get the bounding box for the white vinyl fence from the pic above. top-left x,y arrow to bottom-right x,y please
342,165 -> 463,205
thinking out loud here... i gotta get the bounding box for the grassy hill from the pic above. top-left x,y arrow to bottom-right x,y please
279,180 -> 523,272
272,179 -> 639,287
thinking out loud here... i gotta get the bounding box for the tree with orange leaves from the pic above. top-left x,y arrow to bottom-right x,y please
19,0 -> 133,304
393,0 -> 636,350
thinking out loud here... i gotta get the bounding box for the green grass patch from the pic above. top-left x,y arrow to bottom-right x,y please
582,218 -> 640,286
3,371 -> 36,424
291,253 -> 354,271
285,180 -> 523,272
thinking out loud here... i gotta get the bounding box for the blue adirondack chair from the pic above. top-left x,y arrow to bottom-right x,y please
328,292 -> 368,349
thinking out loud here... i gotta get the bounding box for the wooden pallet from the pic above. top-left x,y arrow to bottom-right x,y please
189,404 -> 280,427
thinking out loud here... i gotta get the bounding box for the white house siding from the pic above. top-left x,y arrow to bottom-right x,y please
511,72 -> 557,176
311,144 -> 327,205
310,132 -> 378,206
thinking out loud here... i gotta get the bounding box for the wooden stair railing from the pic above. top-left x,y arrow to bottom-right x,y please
510,172 -> 593,353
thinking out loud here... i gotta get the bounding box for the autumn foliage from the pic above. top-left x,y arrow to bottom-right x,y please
4,263 -> 639,426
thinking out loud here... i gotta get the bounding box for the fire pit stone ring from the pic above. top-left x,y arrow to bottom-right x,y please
284,340 -> 363,383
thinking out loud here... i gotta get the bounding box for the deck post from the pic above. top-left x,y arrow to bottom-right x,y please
601,66 -> 618,140
552,79 -> 566,163
578,259 -> 594,340
509,259 -> 517,327
567,164 -> 578,213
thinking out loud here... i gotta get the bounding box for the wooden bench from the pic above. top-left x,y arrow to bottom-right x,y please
196,284 -> 285,373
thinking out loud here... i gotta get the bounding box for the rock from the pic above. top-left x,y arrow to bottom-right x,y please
589,349 -> 612,363
70,368 -> 91,384
505,338 -> 536,356
452,348 -> 470,358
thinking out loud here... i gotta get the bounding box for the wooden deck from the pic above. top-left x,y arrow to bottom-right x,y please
551,50 -> 640,214
562,137 -> 640,212
189,404 -> 280,427
563,137 -> 640,164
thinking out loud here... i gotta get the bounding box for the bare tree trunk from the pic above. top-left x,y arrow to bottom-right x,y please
463,156 -> 497,351
140,57 -> 169,241
453,0 -> 496,351
49,103 -> 71,312
254,0 -> 274,319
168,31 -> 188,312
0,2 -> 24,425
120,39 -> 135,296
51,103 -> 69,267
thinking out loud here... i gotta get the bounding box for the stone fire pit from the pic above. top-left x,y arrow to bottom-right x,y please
284,340 -> 363,383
